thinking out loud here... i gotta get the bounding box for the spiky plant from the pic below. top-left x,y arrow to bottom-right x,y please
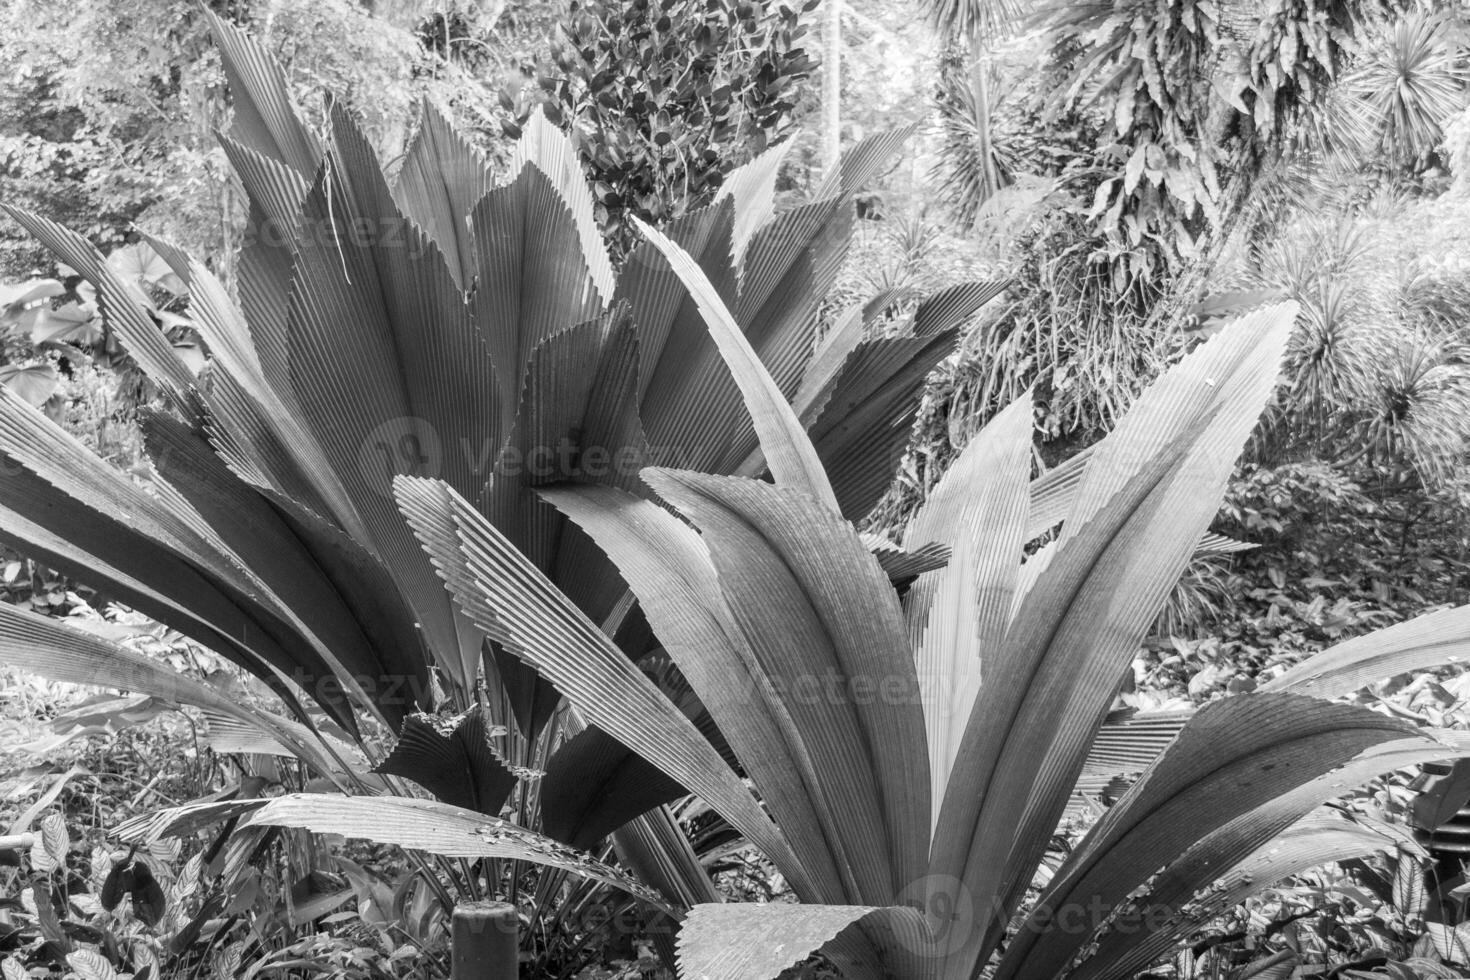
1351,326 -> 1470,485
932,58 -> 1017,230
1241,211 -> 1470,484
1345,9 -> 1468,172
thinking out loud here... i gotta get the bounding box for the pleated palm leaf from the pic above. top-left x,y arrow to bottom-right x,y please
0,13 -> 1005,897
374,276 -> 1470,980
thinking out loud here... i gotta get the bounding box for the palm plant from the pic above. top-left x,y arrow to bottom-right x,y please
124,286 -> 1470,979
372,288 -> 1470,980
0,11 -> 1004,959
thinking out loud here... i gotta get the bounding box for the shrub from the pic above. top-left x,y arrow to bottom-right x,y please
505,0 -> 819,251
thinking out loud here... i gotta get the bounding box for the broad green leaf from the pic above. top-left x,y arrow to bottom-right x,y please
217,135 -> 309,261
106,241 -> 179,293
644,470 -> 928,904
713,139 -> 791,266
1070,736 -> 1470,980
28,300 -> 100,345
539,481 -> 853,900
0,277 -> 64,313
619,201 -> 758,480
617,199 -> 738,407
278,107 -> 502,689
469,165 -> 603,423
540,723 -> 686,850
0,362 -> 59,406
995,694 -> 1421,980
477,319 -> 645,738
632,219 -> 839,512
374,708 -> 515,818
40,812 -> 68,866
1025,446 -> 1091,538
790,302 -> 868,429
65,949 -> 117,980
394,98 -> 492,288
1394,854 -> 1428,919
1412,760 -> 1470,832
394,476 -> 813,896
804,328 -> 963,518
906,393 -> 1032,814
506,110 -> 615,303
729,198 -> 849,425
205,11 -> 321,175
933,304 -> 1297,976
1083,710 -> 1191,774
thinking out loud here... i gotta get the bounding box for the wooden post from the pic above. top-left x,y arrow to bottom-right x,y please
452,901 -> 518,979
0,834 -> 35,851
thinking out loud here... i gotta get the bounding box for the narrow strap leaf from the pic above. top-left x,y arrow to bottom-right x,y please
996,695 -> 1421,980
0,603 -> 341,777
908,280 -> 1008,336
1265,603 -> 1470,700
2,206 -> 199,403
612,806 -> 720,913
232,795 -> 672,915
1069,736 -> 1470,980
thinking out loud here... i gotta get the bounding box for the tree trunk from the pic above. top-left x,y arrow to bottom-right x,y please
822,0 -> 842,177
